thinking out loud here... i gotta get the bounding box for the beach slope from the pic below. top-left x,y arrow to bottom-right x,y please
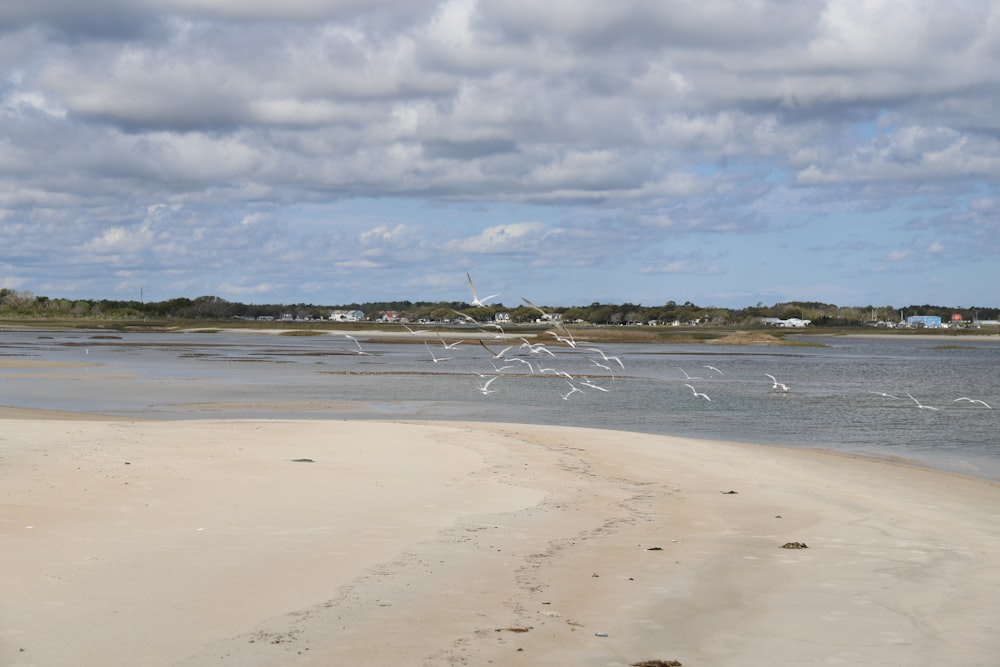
2,417 -> 999,666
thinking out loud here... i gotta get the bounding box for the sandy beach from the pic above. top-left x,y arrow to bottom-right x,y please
3,409 -> 999,667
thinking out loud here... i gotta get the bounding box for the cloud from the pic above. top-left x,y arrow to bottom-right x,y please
442,221 -> 548,254
83,222 -> 156,255
640,260 -> 722,276
216,281 -> 275,296
1,1 -> 998,307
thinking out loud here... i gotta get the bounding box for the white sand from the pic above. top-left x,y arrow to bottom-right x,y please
2,416 -> 999,666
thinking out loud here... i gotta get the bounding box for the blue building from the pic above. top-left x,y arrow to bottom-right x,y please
907,315 -> 942,328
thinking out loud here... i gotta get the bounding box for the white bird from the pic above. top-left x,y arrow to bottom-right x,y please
450,309 -> 478,323
953,397 -> 992,409
521,296 -> 549,318
425,342 -> 453,363
704,365 -> 724,376
467,273 -> 500,307
868,391 -> 901,400
684,384 -> 711,401
337,333 -> 371,355
403,324 -> 429,336
907,393 -> 939,411
546,329 -> 587,348
437,335 -> 465,350
579,379 -> 609,392
519,338 -> 556,356
561,381 -> 583,400
490,361 -> 516,373
479,340 -> 513,359
679,368 -> 702,380
478,376 -> 499,395
478,323 -> 507,339
539,366 -> 573,380
506,357 -> 535,373
590,347 -> 625,370
765,374 -> 789,392
589,358 -> 616,380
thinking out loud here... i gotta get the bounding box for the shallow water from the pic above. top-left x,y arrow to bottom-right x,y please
2,329 -> 998,480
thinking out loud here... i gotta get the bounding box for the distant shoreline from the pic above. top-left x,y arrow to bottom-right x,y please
4,318 -> 998,346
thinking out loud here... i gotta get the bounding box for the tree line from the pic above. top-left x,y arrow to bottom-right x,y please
0,289 -> 995,327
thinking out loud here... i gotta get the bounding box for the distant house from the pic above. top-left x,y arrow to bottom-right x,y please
758,317 -> 811,328
494,312 -> 511,323
329,309 -> 364,322
906,315 -> 942,328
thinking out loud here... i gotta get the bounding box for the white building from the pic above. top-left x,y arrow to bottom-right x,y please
759,317 -> 811,328
329,309 -> 364,322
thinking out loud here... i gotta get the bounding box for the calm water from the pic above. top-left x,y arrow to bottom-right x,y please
2,328 -> 998,480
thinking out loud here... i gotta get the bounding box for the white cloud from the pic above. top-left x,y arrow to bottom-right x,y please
216,281 -> 274,295
442,221 -> 547,254
1,1 -> 998,307
84,223 -> 156,255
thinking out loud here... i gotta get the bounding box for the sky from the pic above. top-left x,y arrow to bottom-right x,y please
1,1 -> 998,309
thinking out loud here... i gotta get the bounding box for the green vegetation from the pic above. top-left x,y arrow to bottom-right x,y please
1,288 -> 996,337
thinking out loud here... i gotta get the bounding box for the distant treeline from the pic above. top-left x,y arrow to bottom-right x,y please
0,289 -> 995,326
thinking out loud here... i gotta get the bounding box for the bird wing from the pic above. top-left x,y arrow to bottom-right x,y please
466,273 -> 480,302
521,297 -> 548,316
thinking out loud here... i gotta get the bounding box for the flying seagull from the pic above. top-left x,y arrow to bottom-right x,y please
589,357 -> 616,381
579,379 -> 609,392
450,309 -> 478,323
402,324 -> 429,336
589,347 -> 625,370
479,340 -> 513,359
437,335 -> 465,350
953,397 -> 992,409
467,273 -> 500,307
684,384 -> 711,401
561,380 -> 583,401
425,342 -> 453,363
765,373 -> 789,392
521,296 -> 548,318
868,391 -> 901,400
907,393 -> 939,411
337,333 -> 371,355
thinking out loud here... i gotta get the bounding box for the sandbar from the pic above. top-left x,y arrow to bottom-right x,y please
2,416 -> 999,666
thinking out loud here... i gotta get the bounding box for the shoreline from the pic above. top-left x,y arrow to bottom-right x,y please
3,416 -> 999,666
5,320 -> 1000,344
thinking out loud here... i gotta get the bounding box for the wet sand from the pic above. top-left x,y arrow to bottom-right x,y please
3,412 -> 999,666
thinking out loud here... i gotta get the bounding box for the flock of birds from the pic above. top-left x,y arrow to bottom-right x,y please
329,274 -> 630,402
872,392 -> 992,411
330,273 -> 993,412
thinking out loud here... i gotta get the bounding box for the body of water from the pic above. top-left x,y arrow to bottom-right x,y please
2,328 -> 998,480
